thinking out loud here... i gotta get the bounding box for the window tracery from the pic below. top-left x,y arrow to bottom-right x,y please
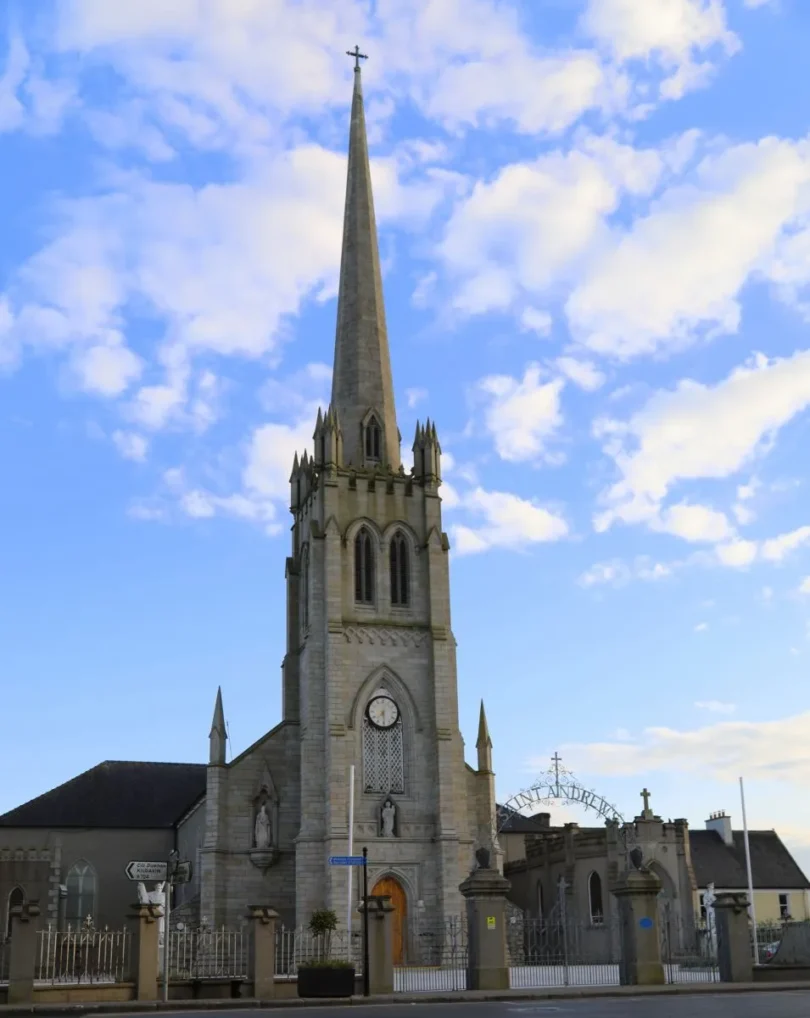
362,689 -> 404,794
389,531 -> 410,606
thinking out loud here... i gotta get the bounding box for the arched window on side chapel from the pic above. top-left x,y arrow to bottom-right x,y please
362,688 -> 404,794
588,871 -> 604,926
6,886 -> 24,938
354,527 -> 374,604
389,531 -> 409,607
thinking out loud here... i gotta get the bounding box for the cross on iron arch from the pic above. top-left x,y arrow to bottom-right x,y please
346,45 -> 368,70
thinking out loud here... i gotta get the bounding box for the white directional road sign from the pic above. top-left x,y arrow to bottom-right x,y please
125,861 -> 168,882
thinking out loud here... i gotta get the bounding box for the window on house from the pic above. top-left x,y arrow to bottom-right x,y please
65,861 -> 96,929
699,893 -> 707,920
365,416 -> 381,462
588,871 -> 604,926
354,527 -> 375,604
779,893 -> 790,919
389,531 -> 410,606
6,886 -> 24,938
362,692 -> 404,794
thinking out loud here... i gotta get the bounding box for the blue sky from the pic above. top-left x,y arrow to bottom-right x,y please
2,0 -> 810,877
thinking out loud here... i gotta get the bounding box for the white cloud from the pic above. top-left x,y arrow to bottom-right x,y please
715,539 -> 758,568
451,487 -> 568,556
580,0 -> 739,71
3,141 -> 445,426
477,364 -> 564,464
520,308 -> 552,337
440,137 -> 663,316
112,429 -> 148,462
579,557 -> 673,587
695,700 -> 735,713
557,710 -> 810,785
799,577 -> 810,595
568,137 -> 810,360
405,387 -> 428,409
72,341 -> 143,397
761,524 -> 810,562
555,357 -> 605,392
651,502 -> 734,543
595,350 -> 810,531
694,622 -> 709,632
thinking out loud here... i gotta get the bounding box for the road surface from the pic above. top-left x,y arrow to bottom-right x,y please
102,991 -> 810,1018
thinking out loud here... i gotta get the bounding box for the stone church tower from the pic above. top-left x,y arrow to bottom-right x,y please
200,59 -> 498,932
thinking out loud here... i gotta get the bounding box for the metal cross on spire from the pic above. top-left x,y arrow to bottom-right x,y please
346,44 -> 368,70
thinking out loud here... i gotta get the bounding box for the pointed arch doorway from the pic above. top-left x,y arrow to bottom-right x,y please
371,876 -> 407,964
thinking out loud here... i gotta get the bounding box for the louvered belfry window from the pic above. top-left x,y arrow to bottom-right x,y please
389,531 -> 410,606
354,527 -> 374,604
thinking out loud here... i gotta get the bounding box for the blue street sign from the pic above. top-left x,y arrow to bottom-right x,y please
329,855 -> 366,866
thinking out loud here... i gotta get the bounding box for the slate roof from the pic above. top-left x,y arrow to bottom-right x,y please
0,761 -> 206,830
497,805 -> 554,835
689,830 -> 810,890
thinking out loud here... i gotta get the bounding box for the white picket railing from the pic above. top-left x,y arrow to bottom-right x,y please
36,926 -> 131,985
169,927 -> 249,980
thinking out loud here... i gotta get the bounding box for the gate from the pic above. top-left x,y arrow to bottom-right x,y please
395,915 -> 467,992
659,902 -> 718,983
508,908 -> 621,988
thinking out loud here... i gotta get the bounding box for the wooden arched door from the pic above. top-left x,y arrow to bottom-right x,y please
371,876 -> 407,964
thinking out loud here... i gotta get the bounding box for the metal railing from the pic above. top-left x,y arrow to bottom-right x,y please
0,937 -> 9,984
274,926 -> 363,979
36,926 -> 131,985
168,927 -> 249,981
395,915 -> 468,992
659,908 -> 718,983
509,915 -> 621,988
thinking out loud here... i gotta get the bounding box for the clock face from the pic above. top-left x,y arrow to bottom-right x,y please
367,695 -> 399,729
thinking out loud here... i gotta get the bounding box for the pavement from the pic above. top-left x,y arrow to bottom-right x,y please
3,983 -> 810,1018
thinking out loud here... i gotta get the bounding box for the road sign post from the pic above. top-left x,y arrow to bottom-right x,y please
125,861 -> 168,882
163,850 -> 179,1003
362,846 -> 369,998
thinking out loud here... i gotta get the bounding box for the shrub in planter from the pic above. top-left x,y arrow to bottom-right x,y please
297,910 -> 356,999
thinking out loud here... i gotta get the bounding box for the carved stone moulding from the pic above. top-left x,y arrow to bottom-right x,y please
249,848 -> 279,870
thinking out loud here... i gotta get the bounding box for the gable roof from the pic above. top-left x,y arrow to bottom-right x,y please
689,829 -> 810,890
0,761 -> 206,830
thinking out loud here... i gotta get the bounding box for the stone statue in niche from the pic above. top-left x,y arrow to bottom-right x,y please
248,762 -> 280,869
254,803 -> 272,849
380,798 -> 397,838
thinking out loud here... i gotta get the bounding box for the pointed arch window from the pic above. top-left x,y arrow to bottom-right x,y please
389,531 -> 410,606
354,527 -> 375,604
588,871 -> 604,926
6,886 -> 24,938
362,689 -> 404,794
364,416 -> 381,462
65,861 -> 96,929
300,546 -> 309,630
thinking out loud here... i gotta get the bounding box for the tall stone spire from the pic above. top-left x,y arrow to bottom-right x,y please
209,686 -> 227,766
330,50 -> 400,469
476,700 -> 493,773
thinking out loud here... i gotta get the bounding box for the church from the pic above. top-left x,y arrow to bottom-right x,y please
0,58 -> 499,940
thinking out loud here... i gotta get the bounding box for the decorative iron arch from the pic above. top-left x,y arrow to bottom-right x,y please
498,753 -> 625,832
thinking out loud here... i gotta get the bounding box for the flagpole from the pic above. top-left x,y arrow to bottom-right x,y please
347,764 -> 355,962
739,776 -> 759,964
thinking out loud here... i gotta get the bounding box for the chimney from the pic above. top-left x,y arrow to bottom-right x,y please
536,813 -> 551,829
706,810 -> 733,846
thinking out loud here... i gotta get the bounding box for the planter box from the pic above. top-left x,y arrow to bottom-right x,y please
297,965 -> 356,998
